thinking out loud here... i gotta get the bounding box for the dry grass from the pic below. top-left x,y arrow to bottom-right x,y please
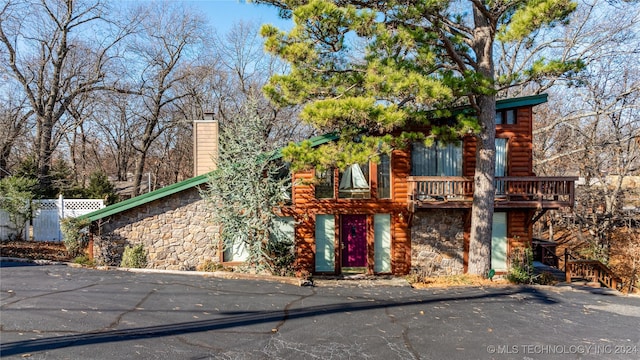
410,274 -> 510,289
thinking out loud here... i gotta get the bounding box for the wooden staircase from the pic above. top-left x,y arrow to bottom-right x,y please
564,250 -> 622,291
532,244 -> 622,291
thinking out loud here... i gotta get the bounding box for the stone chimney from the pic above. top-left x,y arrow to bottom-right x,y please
193,113 -> 219,176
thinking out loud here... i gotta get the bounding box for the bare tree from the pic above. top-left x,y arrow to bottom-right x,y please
0,0 -> 135,194
497,0 -> 639,97
120,1 -> 209,196
530,0 -> 640,267
0,86 -> 33,178
208,21 -> 308,147
88,92 -> 137,182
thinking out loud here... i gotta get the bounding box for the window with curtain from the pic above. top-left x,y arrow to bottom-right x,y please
411,142 -> 462,176
377,154 -> 391,199
495,138 -> 508,195
338,163 -> 370,199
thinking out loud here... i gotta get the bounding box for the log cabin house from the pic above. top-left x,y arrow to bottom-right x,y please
82,94 -> 576,275
285,94 -> 577,277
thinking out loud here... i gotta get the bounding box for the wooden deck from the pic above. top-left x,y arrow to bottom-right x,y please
408,176 -> 577,210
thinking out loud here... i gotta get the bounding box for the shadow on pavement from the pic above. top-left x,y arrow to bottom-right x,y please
0,260 -> 40,267
0,287 -> 557,356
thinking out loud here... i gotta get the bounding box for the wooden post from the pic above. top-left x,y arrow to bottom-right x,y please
87,233 -> 94,261
564,248 -> 571,283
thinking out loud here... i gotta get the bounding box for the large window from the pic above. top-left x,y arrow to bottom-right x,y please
338,163 -> 370,199
315,214 -> 335,272
374,214 -> 391,273
495,138 -> 508,195
377,154 -> 391,199
411,142 -> 462,176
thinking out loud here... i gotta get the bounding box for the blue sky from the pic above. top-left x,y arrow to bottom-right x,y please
183,0 -> 293,34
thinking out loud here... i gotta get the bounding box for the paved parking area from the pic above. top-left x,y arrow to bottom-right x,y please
1,261 -> 639,359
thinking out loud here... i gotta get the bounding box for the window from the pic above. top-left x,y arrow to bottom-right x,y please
339,163 -> 370,199
223,238 -> 249,262
270,216 -> 294,243
274,161 -> 292,204
495,138 -> 508,195
411,142 -> 462,176
495,138 -> 507,177
315,168 -> 334,199
374,214 -> 391,273
377,154 -> 391,199
315,214 -> 335,272
496,109 -> 516,125
491,212 -> 508,271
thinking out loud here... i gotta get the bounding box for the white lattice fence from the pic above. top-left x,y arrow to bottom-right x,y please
32,196 -> 104,242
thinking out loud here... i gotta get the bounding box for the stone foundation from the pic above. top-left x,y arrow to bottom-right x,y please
411,209 -> 465,276
92,187 -> 219,270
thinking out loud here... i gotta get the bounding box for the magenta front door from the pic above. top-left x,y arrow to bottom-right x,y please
341,215 -> 367,267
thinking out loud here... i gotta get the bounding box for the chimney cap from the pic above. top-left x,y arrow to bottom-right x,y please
203,112 -> 215,121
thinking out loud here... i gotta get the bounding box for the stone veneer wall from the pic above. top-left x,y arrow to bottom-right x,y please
92,187 -> 219,270
411,209 -> 465,276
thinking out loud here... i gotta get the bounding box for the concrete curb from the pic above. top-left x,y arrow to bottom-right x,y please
2,257 -> 635,294
0,257 -> 68,266
0,257 -> 409,288
114,266 -> 303,286
109,267 -> 412,288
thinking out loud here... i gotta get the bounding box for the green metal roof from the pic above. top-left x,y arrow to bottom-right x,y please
496,93 -> 547,110
84,94 -> 547,222
81,174 -> 210,222
448,93 -> 548,116
270,132 -> 339,161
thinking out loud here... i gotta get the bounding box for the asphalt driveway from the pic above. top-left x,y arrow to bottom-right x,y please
1,261 -> 639,359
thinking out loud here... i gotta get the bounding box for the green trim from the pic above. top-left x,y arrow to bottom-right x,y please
81,174 -> 210,222
270,132 -> 339,161
496,93 -> 547,110
451,93 -> 548,116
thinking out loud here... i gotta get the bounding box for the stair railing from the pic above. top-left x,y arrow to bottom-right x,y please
564,249 -> 622,290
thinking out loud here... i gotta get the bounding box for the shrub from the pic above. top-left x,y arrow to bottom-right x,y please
120,244 -> 147,268
0,176 -> 38,240
536,271 -> 558,285
507,247 -> 535,284
264,237 -> 296,276
60,217 -> 91,258
73,255 -> 95,267
85,171 -> 118,205
197,259 -> 226,272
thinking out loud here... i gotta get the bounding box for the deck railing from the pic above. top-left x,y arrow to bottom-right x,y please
564,249 -> 622,290
408,176 -> 577,207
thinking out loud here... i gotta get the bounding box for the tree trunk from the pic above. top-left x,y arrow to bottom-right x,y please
132,152 -> 147,197
36,117 -> 55,195
131,120 -> 157,197
468,94 -> 497,275
467,5 -> 497,276
0,141 -> 14,179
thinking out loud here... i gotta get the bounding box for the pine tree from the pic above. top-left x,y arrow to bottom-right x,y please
257,0 -> 580,276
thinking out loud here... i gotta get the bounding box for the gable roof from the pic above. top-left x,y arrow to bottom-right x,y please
81,174 -> 209,222
83,94 -> 548,222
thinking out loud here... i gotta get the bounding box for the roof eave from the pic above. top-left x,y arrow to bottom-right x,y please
81,174 -> 210,222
